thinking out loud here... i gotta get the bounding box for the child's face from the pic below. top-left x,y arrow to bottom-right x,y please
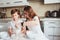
12,12 -> 19,21
29,8 -> 33,13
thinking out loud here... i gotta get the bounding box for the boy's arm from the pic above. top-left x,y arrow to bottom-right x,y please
8,27 -> 13,37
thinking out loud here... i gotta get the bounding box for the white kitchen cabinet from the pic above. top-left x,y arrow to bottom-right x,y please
43,18 -> 60,40
54,37 -> 60,40
44,0 -> 60,4
54,28 -> 60,35
49,36 -> 54,40
0,0 -> 29,7
0,19 -> 11,32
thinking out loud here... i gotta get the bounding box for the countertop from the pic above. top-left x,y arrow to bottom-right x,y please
0,18 -> 60,21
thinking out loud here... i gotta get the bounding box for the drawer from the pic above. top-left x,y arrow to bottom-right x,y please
48,36 -> 54,40
44,27 -> 53,36
54,37 -> 60,40
44,22 -> 59,28
44,24 -> 58,29
44,21 -> 58,25
54,28 -> 60,35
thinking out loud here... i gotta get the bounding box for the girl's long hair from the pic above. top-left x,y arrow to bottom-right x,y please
24,6 -> 37,18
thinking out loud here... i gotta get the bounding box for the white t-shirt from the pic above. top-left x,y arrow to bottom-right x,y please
8,19 -> 29,40
8,19 -> 23,36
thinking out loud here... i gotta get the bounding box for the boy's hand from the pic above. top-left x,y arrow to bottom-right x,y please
21,27 -> 26,34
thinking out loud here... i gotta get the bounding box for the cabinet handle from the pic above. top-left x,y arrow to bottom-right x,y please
49,22 -> 55,23
49,27 -> 60,28
48,35 -> 60,37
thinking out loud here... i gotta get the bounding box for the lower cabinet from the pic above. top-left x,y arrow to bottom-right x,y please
54,37 -> 60,40
43,19 -> 60,40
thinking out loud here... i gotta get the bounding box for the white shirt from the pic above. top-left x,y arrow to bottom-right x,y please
26,16 -> 49,40
8,19 -> 29,40
8,19 -> 23,37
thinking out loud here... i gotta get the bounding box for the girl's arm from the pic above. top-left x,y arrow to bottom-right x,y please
24,16 -> 39,27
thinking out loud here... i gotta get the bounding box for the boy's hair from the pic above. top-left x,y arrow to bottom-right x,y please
11,9 -> 20,15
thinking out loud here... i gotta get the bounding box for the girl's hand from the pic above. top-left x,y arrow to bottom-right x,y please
24,14 -> 30,19
24,11 -> 32,21
24,11 -> 29,18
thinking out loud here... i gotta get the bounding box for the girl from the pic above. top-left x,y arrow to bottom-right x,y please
23,6 -> 49,40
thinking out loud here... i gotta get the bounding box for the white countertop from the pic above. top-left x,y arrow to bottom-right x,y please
0,18 -> 60,21
41,18 -> 60,21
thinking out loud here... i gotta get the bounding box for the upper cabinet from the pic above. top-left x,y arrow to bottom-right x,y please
28,0 -> 60,4
0,0 -> 29,8
44,0 -> 60,4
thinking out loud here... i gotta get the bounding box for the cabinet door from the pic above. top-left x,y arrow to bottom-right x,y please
44,26 -> 54,37
44,23 -> 54,40
44,20 -> 60,40
57,21 -> 60,27
44,21 -> 58,27
48,36 -> 54,40
54,37 -> 60,40
54,28 -> 60,35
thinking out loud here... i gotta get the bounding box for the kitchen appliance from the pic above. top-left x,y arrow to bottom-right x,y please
45,11 -> 51,17
0,8 -> 6,18
0,12 -> 6,18
0,0 -> 29,8
50,10 -> 59,18
45,9 -> 60,18
58,9 -> 60,17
